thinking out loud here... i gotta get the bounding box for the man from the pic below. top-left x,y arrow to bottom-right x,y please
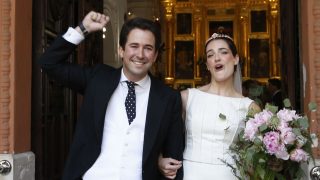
267,78 -> 283,109
39,11 -> 184,180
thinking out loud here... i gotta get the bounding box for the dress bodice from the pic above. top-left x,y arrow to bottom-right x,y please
183,88 -> 253,165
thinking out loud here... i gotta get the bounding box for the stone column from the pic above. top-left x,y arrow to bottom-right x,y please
103,0 -> 127,68
162,0 -> 174,84
194,7 -> 202,79
0,0 -> 34,179
270,0 -> 279,76
239,6 -> 249,77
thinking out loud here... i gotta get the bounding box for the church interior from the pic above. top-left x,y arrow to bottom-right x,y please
2,0 -> 320,179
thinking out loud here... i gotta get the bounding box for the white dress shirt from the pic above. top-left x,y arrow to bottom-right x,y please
83,71 -> 150,180
63,27 -> 85,44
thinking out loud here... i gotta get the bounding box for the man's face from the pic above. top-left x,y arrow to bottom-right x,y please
267,83 -> 275,93
119,28 -> 158,82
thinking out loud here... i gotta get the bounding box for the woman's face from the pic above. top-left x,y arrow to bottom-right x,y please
205,39 -> 239,82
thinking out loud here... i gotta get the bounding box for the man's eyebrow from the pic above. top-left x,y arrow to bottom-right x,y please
144,44 -> 154,48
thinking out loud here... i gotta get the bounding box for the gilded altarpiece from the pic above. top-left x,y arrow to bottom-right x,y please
161,0 -> 280,89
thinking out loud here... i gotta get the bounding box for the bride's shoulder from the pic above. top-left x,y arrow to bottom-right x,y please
197,84 -> 210,91
248,101 -> 262,112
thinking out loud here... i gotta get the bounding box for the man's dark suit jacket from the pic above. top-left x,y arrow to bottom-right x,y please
38,36 -> 184,180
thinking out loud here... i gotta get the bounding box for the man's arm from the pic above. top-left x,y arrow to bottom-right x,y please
162,92 -> 185,180
38,11 -> 110,93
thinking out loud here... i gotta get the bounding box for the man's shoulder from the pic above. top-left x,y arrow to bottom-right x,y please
151,78 -> 178,93
91,63 -> 118,74
150,79 -> 180,101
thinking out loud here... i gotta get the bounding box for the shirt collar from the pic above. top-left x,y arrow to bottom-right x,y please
272,89 -> 281,97
120,68 -> 150,89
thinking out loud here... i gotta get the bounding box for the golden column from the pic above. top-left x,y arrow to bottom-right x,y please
194,6 -> 202,79
270,0 -> 279,77
162,0 -> 174,83
239,6 -> 249,77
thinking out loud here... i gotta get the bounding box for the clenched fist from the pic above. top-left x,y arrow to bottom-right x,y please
76,11 -> 110,36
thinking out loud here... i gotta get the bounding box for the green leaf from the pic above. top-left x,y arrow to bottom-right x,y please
293,128 -> 302,136
247,108 -> 258,118
275,173 -> 286,180
265,171 -> 275,180
256,165 -> 266,179
283,98 -> 292,108
254,137 -> 263,146
258,158 -> 266,163
308,102 -> 317,112
259,123 -> 268,132
265,103 -> 278,113
246,147 -> 256,162
219,113 -> 226,120
298,116 -> 309,129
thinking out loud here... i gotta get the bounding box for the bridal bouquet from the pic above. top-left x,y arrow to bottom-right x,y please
227,100 -> 317,180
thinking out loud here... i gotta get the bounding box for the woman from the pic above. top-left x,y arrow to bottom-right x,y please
159,33 -> 261,179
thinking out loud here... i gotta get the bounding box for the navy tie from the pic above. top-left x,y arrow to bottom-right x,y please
125,81 -> 136,125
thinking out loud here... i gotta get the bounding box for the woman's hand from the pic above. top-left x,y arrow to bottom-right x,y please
158,155 -> 182,179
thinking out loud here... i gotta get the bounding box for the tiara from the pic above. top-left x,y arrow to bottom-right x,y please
205,33 -> 234,45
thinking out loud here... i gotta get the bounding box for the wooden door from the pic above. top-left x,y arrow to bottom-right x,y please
31,0 -> 103,179
280,0 -> 301,112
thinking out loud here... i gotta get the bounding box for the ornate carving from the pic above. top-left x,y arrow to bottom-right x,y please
0,0 -> 11,152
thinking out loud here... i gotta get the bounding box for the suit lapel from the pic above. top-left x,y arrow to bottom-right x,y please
94,67 -> 122,143
142,77 -> 166,164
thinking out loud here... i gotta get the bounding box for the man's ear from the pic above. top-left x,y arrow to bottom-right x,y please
118,46 -> 124,58
152,51 -> 158,63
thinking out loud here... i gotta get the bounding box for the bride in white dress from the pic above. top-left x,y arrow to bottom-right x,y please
159,33 -> 261,180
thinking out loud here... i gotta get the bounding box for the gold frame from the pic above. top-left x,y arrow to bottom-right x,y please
249,7 -> 270,36
175,13 -> 193,35
174,5 -> 194,38
248,38 -> 271,78
174,40 -> 195,79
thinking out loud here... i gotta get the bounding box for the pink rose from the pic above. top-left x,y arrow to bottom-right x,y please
280,127 -> 296,145
290,149 -> 309,162
275,144 -> 289,160
244,119 -> 258,141
277,109 -> 299,122
263,131 -> 281,155
254,110 -> 273,126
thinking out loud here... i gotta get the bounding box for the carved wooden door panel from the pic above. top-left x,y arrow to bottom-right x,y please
32,0 -> 103,179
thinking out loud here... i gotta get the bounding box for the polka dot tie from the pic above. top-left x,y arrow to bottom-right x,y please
125,81 -> 136,125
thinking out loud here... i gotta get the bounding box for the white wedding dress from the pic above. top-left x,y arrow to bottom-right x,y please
183,88 -> 253,180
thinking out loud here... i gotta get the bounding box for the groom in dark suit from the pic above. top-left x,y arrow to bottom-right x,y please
39,11 -> 184,180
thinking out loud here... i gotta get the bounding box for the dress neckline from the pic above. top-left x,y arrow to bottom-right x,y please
193,88 -> 247,100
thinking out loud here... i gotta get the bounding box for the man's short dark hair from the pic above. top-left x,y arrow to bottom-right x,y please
268,78 -> 281,89
119,17 -> 161,52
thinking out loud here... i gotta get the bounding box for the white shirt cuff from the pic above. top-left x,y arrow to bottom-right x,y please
62,27 -> 85,45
